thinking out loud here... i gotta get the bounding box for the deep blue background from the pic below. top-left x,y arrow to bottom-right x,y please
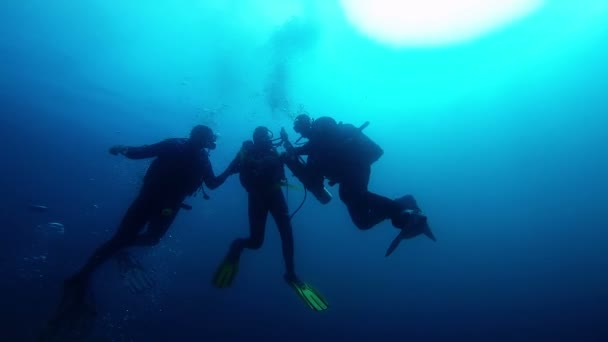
1,1 -> 607,341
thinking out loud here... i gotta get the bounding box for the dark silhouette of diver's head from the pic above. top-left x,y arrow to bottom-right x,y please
190,125 -> 217,150
294,114 -> 313,138
253,126 -> 273,149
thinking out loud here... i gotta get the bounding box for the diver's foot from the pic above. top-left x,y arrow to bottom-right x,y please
392,209 -> 427,231
228,240 -> 245,260
391,210 -> 425,229
395,195 -> 420,212
283,272 -> 301,285
392,211 -> 436,243
392,195 -> 423,229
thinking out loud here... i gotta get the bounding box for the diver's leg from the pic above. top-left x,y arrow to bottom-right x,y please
229,193 -> 269,260
340,165 -> 402,230
269,190 -> 295,278
135,203 -> 179,246
339,182 -> 370,229
70,196 -> 149,281
65,195 -> 150,301
212,194 -> 269,288
357,168 -> 424,227
339,165 -> 377,229
116,201 -> 176,294
365,191 -> 404,225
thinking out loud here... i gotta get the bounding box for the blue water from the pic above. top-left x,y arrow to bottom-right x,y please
2,1 -> 608,341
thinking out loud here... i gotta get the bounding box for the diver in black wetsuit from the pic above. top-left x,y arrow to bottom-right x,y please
211,126 -> 327,311
214,126 -> 295,280
63,125 -> 229,305
281,114 -> 435,250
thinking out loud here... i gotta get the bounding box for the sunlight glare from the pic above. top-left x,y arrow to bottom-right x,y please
340,0 -> 545,46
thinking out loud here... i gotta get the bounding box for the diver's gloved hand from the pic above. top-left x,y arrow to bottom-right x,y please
226,155 -> 241,175
109,145 -> 128,156
227,163 -> 239,175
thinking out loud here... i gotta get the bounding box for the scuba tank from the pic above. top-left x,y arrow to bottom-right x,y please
338,121 -> 383,166
282,152 -> 332,204
280,134 -> 332,205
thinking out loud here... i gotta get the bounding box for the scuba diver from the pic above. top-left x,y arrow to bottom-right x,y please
212,126 -> 328,312
280,114 -> 436,256
41,125 -> 230,340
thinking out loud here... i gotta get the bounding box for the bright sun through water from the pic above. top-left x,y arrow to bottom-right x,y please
340,0 -> 545,46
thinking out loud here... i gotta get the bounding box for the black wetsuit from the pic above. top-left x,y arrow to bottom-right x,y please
224,141 -> 295,276
293,119 -> 403,230
74,138 -> 224,283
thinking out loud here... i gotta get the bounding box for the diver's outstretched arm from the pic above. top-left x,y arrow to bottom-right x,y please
109,139 -> 172,159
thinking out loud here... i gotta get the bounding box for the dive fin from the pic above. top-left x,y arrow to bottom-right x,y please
423,224 -> 437,242
385,232 -> 404,257
286,278 -> 329,312
116,252 -> 155,294
39,280 -> 97,341
212,259 -> 239,289
386,215 -> 436,257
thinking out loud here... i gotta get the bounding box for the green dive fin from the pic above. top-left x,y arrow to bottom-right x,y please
287,280 -> 329,312
212,259 -> 239,288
